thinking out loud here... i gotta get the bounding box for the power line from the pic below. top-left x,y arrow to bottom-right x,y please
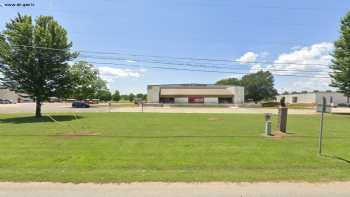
12,45 -> 332,67
6,45 -> 331,77
79,54 -> 330,74
79,50 -> 331,67
248,5 -> 324,11
76,60 -> 331,79
91,61 -> 244,74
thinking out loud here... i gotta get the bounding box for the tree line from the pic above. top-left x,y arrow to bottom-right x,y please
111,90 -> 147,102
69,61 -> 146,102
216,71 -> 277,103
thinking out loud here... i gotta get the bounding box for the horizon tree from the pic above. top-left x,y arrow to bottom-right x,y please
128,93 -> 135,102
96,89 -> 112,101
330,11 -> 350,103
216,71 -> 277,103
0,14 -> 77,117
112,90 -> 121,102
216,77 -> 241,86
120,94 -> 129,101
69,61 -> 109,100
240,71 -> 277,103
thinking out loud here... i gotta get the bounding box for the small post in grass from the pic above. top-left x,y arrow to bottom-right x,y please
318,97 -> 326,155
264,113 -> 272,136
108,101 -> 112,113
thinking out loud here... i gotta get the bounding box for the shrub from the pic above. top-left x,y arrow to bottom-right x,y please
261,102 -> 279,107
337,103 -> 350,107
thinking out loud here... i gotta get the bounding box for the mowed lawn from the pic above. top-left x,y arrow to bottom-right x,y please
0,112 -> 350,183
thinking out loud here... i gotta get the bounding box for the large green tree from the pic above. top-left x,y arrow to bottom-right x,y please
241,71 -> 277,103
0,14 -> 77,117
128,93 -> 135,102
120,94 -> 129,101
96,89 -> 112,101
136,93 -> 147,101
330,11 -> 350,103
216,77 -> 241,86
216,71 -> 277,103
112,90 -> 121,102
69,61 -> 108,100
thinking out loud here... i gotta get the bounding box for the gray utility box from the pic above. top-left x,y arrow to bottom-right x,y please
264,113 -> 272,136
316,104 -> 332,113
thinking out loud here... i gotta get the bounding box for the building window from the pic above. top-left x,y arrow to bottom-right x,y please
188,96 -> 204,104
292,97 -> 298,103
159,97 -> 174,103
218,97 -> 233,104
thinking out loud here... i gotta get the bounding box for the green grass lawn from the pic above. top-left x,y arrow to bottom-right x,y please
0,112 -> 350,183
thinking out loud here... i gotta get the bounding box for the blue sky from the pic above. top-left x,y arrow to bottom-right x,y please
1,0 -> 350,94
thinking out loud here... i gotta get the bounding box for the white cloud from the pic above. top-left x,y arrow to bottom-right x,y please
237,42 -> 335,92
98,66 -> 145,82
291,45 -> 303,50
220,74 -> 244,80
249,64 -> 263,73
269,42 -> 333,75
259,52 -> 270,58
288,78 -> 334,92
236,52 -> 258,64
268,42 -> 334,91
236,52 -> 262,73
139,68 -> 147,72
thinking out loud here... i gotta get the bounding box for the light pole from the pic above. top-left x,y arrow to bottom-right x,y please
318,96 -> 326,155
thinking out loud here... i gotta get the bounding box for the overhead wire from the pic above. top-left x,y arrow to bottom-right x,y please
75,60 -> 331,79
7,45 -> 332,78
11,45 -> 332,67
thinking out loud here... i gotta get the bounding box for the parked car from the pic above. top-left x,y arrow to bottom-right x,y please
85,99 -> 99,104
0,99 -> 12,104
338,103 -> 350,107
134,98 -> 144,105
72,100 -> 90,108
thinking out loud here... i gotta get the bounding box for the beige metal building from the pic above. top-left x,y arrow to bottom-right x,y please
276,91 -> 349,106
147,84 -> 244,105
0,88 -> 32,103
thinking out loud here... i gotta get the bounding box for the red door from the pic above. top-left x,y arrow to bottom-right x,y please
188,96 -> 204,104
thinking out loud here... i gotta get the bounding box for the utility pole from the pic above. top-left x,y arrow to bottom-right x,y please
318,97 -> 326,155
278,97 -> 288,133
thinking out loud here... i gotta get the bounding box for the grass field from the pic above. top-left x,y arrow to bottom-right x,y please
0,112 -> 350,183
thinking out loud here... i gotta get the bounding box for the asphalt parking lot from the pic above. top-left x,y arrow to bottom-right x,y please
0,102 -> 320,114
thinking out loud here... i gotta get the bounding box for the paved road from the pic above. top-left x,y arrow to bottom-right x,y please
0,182 -> 349,197
0,103 -> 318,114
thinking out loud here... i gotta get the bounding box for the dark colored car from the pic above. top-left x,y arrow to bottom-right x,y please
0,99 -> 12,104
72,100 -> 90,108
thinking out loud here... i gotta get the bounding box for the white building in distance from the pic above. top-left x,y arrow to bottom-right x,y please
147,84 -> 244,105
0,88 -> 32,103
276,91 -> 349,106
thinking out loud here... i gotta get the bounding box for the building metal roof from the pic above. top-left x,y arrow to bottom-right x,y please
160,88 -> 233,96
148,84 -> 243,89
0,88 -> 30,98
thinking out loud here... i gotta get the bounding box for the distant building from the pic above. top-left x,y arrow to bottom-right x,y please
0,88 -> 32,103
276,91 -> 349,106
147,84 -> 244,105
